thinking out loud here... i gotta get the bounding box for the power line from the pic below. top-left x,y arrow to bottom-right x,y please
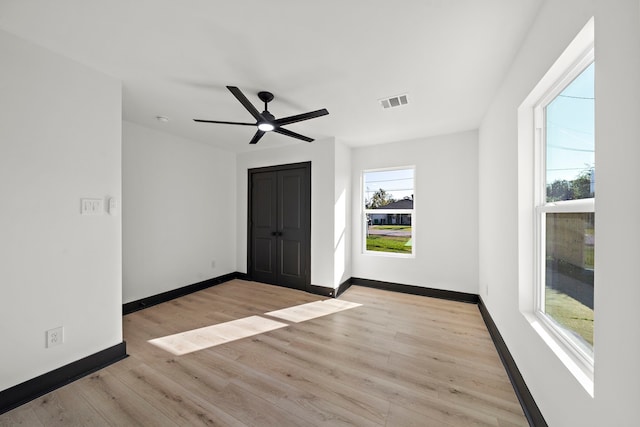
365,188 -> 413,193
547,143 -> 594,153
365,177 -> 413,184
547,167 -> 594,171
558,94 -> 594,100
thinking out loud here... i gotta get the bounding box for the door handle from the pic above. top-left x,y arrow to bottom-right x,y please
271,231 -> 283,236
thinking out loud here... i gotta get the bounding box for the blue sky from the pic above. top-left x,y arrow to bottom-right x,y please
364,168 -> 414,202
545,62 -> 595,184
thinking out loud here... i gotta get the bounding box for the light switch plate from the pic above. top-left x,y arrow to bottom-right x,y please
81,198 -> 103,215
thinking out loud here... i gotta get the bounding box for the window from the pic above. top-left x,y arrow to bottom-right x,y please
363,167 -> 414,256
534,52 -> 595,365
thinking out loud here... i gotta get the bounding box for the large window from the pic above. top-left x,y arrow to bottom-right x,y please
534,52 -> 595,364
363,167 -> 414,256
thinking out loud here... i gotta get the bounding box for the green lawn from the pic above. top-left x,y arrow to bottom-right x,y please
545,288 -> 593,345
369,225 -> 411,231
366,235 -> 412,254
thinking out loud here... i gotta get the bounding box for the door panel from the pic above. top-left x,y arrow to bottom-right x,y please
280,172 -> 302,230
280,239 -> 302,279
249,163 -> 310,291
253,176 -> 275,228
277,169 -> 307,288
250,171 -> 278,284
253,237 -> 274,274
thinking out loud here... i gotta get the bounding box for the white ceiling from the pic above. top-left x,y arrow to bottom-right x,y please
0,0 -> 541,153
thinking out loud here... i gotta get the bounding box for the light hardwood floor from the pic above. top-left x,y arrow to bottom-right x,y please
0,280 -> 528,426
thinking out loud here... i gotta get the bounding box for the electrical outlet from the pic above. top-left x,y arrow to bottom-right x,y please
211,260 -> 216,269
46,327 -> 64,348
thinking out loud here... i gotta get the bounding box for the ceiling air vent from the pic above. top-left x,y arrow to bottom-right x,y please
379,94 -> 409,109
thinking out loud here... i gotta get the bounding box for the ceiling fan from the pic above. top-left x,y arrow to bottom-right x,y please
194,86 -> 329,144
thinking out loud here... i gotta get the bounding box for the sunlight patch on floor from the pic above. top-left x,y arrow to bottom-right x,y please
265,299 -> 362,323
148,315 -> 288,355
148,298 -> 362,355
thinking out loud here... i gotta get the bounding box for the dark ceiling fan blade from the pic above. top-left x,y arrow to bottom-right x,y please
193,119 -> 256,126
227,86 -> 262,121
275,108 -> 329,126
274,127 -> 314,142
249,130 -> 266,144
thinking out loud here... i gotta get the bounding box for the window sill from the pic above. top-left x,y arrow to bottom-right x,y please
362,250 -> 415,259
522,310 -> 594,397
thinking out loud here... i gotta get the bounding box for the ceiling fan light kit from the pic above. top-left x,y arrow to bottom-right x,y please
194,86 -> 329,145
257,122 -> 275,131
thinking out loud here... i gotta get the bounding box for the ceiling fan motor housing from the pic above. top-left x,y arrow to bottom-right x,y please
258,91 -> 274,103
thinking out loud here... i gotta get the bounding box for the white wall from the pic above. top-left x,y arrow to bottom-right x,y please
122,121 -> 236,303
351,131 -> 479,294
479,0 -> 640,425
594,1 -> 640,424
0,31 -> 122,390
236,138 -> 350,289
334,140 -> 352,286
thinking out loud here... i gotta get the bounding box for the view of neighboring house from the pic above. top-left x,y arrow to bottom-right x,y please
369,197 -> 413,225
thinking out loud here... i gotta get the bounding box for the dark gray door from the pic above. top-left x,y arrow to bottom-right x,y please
249,162 -> 310,291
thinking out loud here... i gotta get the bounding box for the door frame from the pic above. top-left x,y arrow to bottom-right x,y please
247,161 -> 311,291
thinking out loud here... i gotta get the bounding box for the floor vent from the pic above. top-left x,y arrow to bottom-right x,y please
379,94 -> 409,109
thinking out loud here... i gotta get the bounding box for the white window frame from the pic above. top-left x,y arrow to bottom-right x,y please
518,17 -> 595,394
533,47 -> 595,371
362,166 -> 415,258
